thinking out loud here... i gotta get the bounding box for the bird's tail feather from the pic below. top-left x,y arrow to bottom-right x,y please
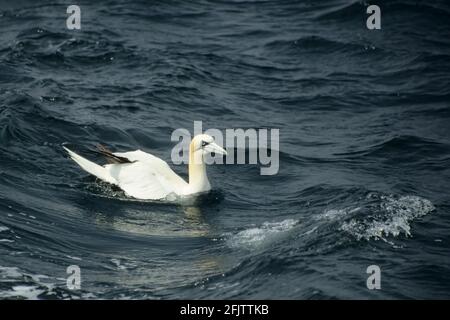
63,146 -> 117,184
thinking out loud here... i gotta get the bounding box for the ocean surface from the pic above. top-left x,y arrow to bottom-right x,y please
1,0 -> 450,299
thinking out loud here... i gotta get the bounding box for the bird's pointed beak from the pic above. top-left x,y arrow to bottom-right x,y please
206,142 -> 227,156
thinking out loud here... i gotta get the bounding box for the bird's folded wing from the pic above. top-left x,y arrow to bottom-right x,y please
104,150 -> 188,200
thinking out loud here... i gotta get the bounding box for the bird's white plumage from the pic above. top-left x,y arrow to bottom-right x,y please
64,134 -> 227,200
63,146 -> 117,185
105,150 -> 188,200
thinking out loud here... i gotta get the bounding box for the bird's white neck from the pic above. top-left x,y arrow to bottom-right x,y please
188,141 -> 211,193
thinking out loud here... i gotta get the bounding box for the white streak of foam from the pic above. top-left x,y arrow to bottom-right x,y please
0,266 -> 53,300
0,266 -> 22,279
0,286 -> 45,300
226,219 -> 298,249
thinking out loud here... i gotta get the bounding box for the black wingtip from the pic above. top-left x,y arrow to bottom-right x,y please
93,144 -> 134,164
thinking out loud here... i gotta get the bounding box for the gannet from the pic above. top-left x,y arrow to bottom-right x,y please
63,134 -> 227,200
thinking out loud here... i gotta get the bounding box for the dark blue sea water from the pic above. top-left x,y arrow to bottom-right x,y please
1,0 -> 450,299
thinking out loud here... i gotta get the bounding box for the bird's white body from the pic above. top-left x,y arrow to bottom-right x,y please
64,134 -> 226,200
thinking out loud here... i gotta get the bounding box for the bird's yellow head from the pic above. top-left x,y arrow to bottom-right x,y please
189,134 -> 227,167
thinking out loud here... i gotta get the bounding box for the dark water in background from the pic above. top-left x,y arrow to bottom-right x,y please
0,0 -> 450,299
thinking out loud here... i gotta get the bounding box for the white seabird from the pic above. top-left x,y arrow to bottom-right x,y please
63,134 -> 227,200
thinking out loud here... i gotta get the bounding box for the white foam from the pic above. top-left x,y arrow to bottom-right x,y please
0,227 -> 13,242
111,258 -> 128,270
316,207 -> 361,221
0,285 -> 45,300
0,266 -> 23,279
0,266 -> 54,300
66,255 -> 82,261
340,195 -> 435,242
226,219 -> 298,249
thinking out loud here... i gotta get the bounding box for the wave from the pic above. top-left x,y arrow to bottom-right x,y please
224,219 -> 299,249
314,1 -> 365,21
265,36 -> 360,53
3,27 -> 145,69
320,193 -> 435,244
225,191 -> 435,252
333,135 -> 450,161
315,1 -> 450,23
0,265 -> 89,299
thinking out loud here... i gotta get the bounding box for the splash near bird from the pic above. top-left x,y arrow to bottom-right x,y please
63,134 -> 227,200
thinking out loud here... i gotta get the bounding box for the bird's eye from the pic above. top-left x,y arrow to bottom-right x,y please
202,141 -> 209,147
